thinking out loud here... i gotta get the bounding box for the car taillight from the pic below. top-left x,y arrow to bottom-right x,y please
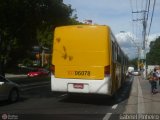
104,65 -> 110,75
51,65 -> 55,75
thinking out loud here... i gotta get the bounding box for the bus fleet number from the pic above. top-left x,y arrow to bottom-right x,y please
75,71 -> 90,76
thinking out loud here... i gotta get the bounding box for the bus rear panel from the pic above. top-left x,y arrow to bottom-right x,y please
51,25 -> 112,95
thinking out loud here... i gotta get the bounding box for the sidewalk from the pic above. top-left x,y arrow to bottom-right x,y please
124,76 -> 160,113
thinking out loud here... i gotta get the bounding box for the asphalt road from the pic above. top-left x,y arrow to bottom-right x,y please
0,76 -> 133,120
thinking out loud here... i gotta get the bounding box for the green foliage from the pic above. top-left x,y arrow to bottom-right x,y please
22,58 -> 33,67
129,58 -> 138,70
0,0 -> 80,74
146,36 -> 160,65
37,27 -> 53,49
0,0 -> 73,49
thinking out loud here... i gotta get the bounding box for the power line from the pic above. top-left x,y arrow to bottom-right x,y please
147,0 -> 156,37
146,0 -> 151,21
129,0 -> 157,77
130,0 -> 136,45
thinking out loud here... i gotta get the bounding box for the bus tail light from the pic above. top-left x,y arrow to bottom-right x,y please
51,65 -> 55,75
104,65 -> 110,75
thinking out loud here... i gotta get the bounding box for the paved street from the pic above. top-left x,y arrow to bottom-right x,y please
0,75 -> 133,120
1,75 -> 160,120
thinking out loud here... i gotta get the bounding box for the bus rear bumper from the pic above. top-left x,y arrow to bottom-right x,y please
51,75 -> 112,95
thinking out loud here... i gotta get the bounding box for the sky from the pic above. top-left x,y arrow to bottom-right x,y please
63,0 -> 160,59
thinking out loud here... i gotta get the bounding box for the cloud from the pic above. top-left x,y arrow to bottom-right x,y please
116,32 -> 133,47
146,33 -> 160,51
63,0 -> 160,59
147,34 -> 160,44
115,32 -> 138,59
115,32 -> 160,59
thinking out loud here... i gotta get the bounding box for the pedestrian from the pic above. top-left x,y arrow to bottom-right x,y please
156,66 -> 160,85
149,67 -> 159,94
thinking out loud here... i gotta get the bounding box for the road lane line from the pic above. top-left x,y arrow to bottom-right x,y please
103,113 -> 112,120
59,94 -> 67,97
137,77 -> 145,113
112,104 -> 118,109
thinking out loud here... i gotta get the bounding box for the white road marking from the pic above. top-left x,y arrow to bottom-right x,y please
59,94 -> 67,97
137,78 -> 145,113
103,113 -> 112,120
112,104 -> 118,109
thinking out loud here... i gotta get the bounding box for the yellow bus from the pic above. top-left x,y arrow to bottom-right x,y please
51,25 -> 128,96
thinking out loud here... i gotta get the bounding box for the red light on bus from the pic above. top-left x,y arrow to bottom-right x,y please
104,65 -> 110,75
51,65 -> 55,75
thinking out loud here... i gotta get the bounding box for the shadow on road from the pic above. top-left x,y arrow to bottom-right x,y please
0,97 -> 28,107
59,77 -> 133,106
60,94 -> 115,106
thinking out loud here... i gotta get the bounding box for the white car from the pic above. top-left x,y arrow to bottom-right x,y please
131,70 -> 141,76
0,75 -> 20,102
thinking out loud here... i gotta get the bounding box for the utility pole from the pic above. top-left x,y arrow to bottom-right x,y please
142,11 -> 147,78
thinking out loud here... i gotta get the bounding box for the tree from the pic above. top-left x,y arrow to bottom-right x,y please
0,0 -> 76,76
146,36 -> 160,65
129,58 -> 138,70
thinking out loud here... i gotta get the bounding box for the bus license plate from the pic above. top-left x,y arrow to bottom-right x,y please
73,83 -> 84,89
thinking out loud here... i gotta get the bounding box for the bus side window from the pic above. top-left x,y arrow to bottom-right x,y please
112,41 -> 117,62
112,41 -> 115,61
115,44 -> 118,61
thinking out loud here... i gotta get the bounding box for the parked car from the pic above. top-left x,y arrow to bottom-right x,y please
0,75 -> 20,102
27,68 -> 49,77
